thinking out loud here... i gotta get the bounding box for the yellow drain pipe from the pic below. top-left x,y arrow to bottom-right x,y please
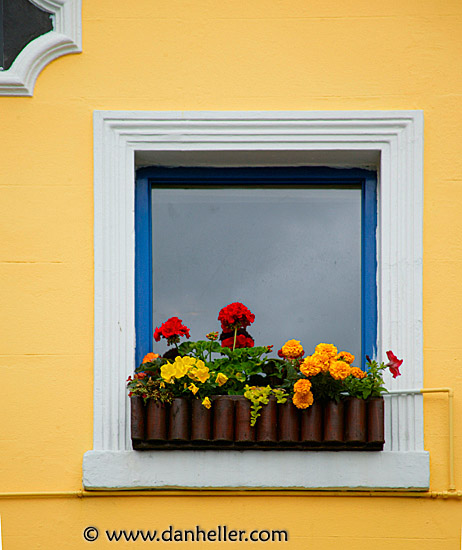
0,387 -> 456,499
387,387 -> 455,492
0,490 -> 461,499
420,388 -> 455,491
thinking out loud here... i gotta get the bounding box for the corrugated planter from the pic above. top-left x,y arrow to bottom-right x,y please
130,395 -> 384,450
367,396 -> 385,448
278,401 -> 299,444
212,396 -> 234,444
146,400 -> 167,442
191,398 -> 212,443
168,397 -> 190,443
234,396 -> 255,445
345,397 -> 366,446
256,396 -> 277,444
323,400 -> 345,445
130,396 -> 145,443
300,401 -> 323,446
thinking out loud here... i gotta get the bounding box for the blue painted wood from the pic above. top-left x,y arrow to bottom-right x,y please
134,174 -> 153,368
362,173 -> 378,367
135,166 -> 377,369
137,166 -> 374,186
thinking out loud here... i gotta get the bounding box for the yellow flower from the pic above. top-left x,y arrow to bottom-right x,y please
300,356 -> 322,377
215,373 -> 228,386
281,339 -> 304,359
336,351 -> 355,364
350,367 -> 367,379
161,356 -> 199,383
315,343 -> 338,359
188,383 -> 199,395
329,360 -> 351,380
202,397 -> 212,409
160,362 -> 177,383
294,378 -> 312,393
173,356 -> 196,378
194,367 -> 210,383
292,391 -> 314,409
235,372 -> 246,382
188,360 -> 210,383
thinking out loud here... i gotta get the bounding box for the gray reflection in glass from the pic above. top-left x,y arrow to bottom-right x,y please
152,186 -> 362,362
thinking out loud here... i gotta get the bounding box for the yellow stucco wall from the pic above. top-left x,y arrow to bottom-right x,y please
1,0 -> 461,547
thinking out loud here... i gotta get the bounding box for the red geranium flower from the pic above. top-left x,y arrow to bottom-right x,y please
218,302 -> 255,331
386,350 -> 403,378
221,334 -> 255,349
154,316 -> 190,344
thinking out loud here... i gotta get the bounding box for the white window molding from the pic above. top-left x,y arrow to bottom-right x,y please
84,110 -> 428,490
0,0 -> 82,96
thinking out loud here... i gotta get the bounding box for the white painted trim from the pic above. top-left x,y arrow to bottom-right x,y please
84,450 -> 429,491
87,110 -> 427,489
0,0 -> 82,96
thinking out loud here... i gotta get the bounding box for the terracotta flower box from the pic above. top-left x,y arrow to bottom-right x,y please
131,395 -> 384,451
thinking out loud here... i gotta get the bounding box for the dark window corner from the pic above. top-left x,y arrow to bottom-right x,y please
1,0 -> 53,71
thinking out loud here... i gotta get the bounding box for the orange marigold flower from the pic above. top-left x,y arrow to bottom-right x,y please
142,352 -> 159,363
292,390 -> 314,409
300,356 -> 323,377
350,367 -> 367,379
280,339 -> 304,359
315,343 -> 338,359
329,360 -> 351,380
311,352 -> 331,372
335,351 -> 355,364
294,378 -> 312,393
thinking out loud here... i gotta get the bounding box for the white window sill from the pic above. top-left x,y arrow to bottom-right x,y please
83,450 -> 429,490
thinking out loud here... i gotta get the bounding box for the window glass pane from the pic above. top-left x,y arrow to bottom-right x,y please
152,186 -> 361,361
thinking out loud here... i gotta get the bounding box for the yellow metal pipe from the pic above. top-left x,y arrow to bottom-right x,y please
0,491 -> 84,499
0,490 -> 462,499
419,388 -> 455,491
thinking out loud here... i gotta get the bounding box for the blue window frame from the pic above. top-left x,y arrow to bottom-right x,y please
135,167 -> 377,368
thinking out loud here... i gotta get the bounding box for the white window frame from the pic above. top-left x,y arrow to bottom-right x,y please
84,111 -> 428,490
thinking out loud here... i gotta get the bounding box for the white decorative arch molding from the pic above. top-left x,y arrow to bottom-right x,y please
0,0 -> 81,96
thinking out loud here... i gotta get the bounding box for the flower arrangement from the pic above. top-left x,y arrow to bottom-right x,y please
128,303 -> 402,434
292,343 -> 401,407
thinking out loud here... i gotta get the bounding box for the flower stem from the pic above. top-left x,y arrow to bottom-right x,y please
233,327 -> 237,351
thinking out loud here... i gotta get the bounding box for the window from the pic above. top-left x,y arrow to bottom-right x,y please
84,111 -> 428,490
0,0 -> 81,96
0,0 -> 53,71
135,167 -> 377,368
